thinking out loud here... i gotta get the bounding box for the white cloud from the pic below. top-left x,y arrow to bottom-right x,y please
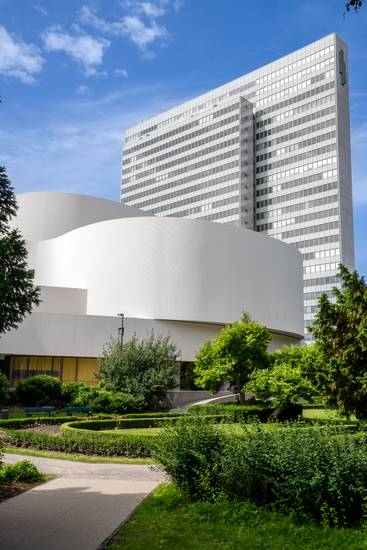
76,84 -> 89,94
121,15 -> 167,50
138,2 -> 165,17
0,26 -> 44,84
79,3 -> 169,52
32,4 -> 48,16
114,68 -> 128,77
42,28 -> 110,76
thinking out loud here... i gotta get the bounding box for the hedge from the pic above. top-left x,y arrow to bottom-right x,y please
0,413 -> 227,458
60,414 -> 227,434
155,419 -> 367,527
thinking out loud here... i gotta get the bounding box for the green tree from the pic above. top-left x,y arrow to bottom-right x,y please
0,166 -> 40,335
269,343 -> 324,389
98,331 -> 181,409
310,264 -> 367,419
194,312 -> 270,398
245,362 -> 316,408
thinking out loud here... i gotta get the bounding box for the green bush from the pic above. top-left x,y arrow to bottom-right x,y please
0,460 -> 45,482
66,384 -> 146,414
0,372 -> 8,404
3,428 -> 158,457
61,382 -> 91,406
155,420 -> 367,527
15,375 -> 62,406
155,417 -> 225,500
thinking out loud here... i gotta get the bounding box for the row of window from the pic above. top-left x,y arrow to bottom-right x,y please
257,180 -> 338,209
124,169 -> 238,206
304,305 -> 320,314
123,125 -> 239,184
305,262 -> 338,274
268,93 -> 334,127
256,70 -> 333,107
256,56 -> 333,97
256,109 -> 335,148
124,112 -> 240,156
256,130 -> 336,163
256,143 -> 336,174
257,207 -> 338,232
257,169 -> 337,198
291,233 -> 339,251
126,160 -> 239,207
256,44 -> 334,85
164,195 -> 239,218
255,80 -> 334,120
256,156 -> 337,185
303,248 -> 340,261
303,275 -> 339,287
304,289 -> 333,301
131,114 -> 243,163
258,194 -> 338,221
131,147 -> 238,185
147,184 -> 239,215
278,220 -> 339,240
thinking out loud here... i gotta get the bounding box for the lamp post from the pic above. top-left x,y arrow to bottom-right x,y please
117,313 -> 124,350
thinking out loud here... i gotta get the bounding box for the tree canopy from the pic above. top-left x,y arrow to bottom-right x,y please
345,0 -> 363,12
194,312 -> 270,396
0,166 -> 40,335
98,331 -> 181,409
311,264 -> 367,419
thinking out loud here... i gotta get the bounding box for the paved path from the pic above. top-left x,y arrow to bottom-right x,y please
0,453 -> 165,550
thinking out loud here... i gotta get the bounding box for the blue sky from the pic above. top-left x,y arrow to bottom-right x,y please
0,0 -> 366,275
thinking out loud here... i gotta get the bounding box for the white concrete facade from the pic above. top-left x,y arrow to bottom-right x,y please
121,33 -> 355,340
1,192 -> 303,375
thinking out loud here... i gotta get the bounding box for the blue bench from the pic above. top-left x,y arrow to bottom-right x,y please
65,406 -> 92,416
24,406 -> 55,417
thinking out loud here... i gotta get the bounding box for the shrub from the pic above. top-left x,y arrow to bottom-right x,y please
0,372 -> 8,404
61,382 -> 91,406
3,428 -> 158,458
98,332 -> 180,409
15,375 -> 62,406
155,420 -> 367,527
0,460 -> 45,482
155,417 -> 225,500
88,390 -> 145,414
67,383 -> 146,414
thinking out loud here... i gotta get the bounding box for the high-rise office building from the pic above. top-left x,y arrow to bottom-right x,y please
121,33 -> 354,338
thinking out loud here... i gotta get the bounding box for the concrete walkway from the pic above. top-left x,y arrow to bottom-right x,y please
0,454 -> 165,550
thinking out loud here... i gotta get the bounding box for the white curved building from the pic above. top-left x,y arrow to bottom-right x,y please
1,192 -> 304,392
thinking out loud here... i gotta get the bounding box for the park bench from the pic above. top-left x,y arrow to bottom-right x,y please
65,406 -> 92,416
24,406 -> 55,417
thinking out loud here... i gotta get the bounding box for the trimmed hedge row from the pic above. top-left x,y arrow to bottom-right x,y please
3,429 -> 157,457
60,414 -> 227,433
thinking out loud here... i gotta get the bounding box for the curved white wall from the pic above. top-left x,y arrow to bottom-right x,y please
15,193 -> 304,338
11,192 -> 146,241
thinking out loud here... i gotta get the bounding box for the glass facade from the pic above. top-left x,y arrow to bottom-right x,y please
8,356 -> 98,387
121,34 -> 354,339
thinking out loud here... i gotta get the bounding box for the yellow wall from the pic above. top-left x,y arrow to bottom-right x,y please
11,356 -> 99,387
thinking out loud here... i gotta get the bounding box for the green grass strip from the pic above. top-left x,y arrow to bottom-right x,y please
4,447 -> 153,465
108,484 -> 367,550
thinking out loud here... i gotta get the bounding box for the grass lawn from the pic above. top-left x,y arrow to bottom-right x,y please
302,408 -> 358,423
4,447 -> 153,465
108,485 -> 367,550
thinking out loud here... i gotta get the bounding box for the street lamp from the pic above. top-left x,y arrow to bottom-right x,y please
117,313 -> 124,350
